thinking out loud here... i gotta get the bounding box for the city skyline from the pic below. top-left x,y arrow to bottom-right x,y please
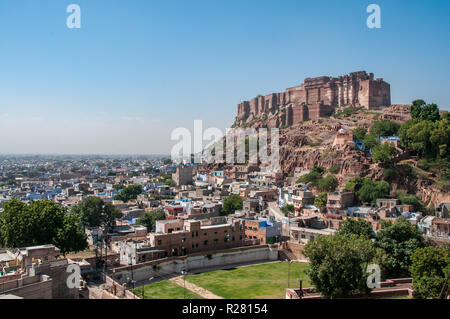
1,0 -> 450,154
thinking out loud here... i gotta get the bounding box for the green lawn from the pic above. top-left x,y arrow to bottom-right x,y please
132,280 -> 203,299
185,261 -> 310,299
383,295 -> 411,299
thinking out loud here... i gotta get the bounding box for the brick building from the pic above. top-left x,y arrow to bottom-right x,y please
172,165 -> 194,186
243,216 -> 282,244
148,219 -> 245,257
327,190 -> 354,213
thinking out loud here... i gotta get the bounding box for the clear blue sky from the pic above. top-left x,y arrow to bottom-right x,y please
0,0 -> 449,154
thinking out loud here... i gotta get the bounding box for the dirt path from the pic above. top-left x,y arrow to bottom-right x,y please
169,276 -> 223,299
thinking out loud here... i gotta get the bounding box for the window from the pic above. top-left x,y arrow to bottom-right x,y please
204,240 -> 208,245
214,238 -> 218,244
157,240 -> 162,245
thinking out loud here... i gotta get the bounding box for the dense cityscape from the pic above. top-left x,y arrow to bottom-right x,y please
0,1 -> 449,314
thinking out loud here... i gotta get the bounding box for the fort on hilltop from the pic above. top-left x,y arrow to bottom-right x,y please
235,71 -> 391,128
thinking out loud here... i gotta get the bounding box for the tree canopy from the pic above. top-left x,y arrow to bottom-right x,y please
338,218 -> 374,239
345,178 -> 390,204
410,246 -> 450,299
375,218 -> 423,278
0,199 -> 87,255
317,174 -> 338,192
296,165 -> 325,185
71,196 -> 122,229
411,99 -> 441,122
398,101 -> 449,159
370,120 -> 401,138
303,233 -> 376,298
314,192 -> 328,209
114,184 -> 143,202
352,127 -> 367,140
372,142 -> 397,164
281,204 -> 295,216
136,210 -> 166,232
221,195 -> 243,216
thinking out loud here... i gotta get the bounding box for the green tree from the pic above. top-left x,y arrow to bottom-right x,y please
352,127 -> 367,140
296,165 -> 325,185
314,192 -> 328,209
362,134 -> 380,150
114,184 -> 143,202
338,218 -> 373,239
136,210 -> 166,232
103,202 -> 122,229
372,142 -> 397,164
370,120 -> 401,138
55,212 -> 88,255
375,217 -> 423,277
71,196 -> 122,228
317,174 -> 338,192
395,190 -> 423,211
345,177 -> 364,192
113,184 -> 124,191
281,204 -> 295,216
303,233 -> 376,298
71,196 -> 104,228
430,117 -> 450,158
221,195 -> 243,216
411,99 -> 441,122
0,199 -> 87,255
410,246 -> 450,299
356,178 -> 390,204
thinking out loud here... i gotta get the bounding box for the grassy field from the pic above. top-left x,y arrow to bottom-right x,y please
185,261 -> 310,299
132,280 -> 203,299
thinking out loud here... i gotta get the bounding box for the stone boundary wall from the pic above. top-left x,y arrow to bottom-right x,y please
83,253 -> 121,267
286,278 -> 414,299
109,244 -> 279,285
0,275 -> 52,299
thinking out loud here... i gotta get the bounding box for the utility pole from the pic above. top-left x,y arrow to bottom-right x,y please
286,259 -> 292,289
181,270 -> 187,299
299,279 -> 304,299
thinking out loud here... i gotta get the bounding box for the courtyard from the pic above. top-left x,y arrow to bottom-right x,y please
133,261 -> 311,299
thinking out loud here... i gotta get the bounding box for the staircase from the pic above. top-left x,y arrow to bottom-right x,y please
278,249 -> 297,261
